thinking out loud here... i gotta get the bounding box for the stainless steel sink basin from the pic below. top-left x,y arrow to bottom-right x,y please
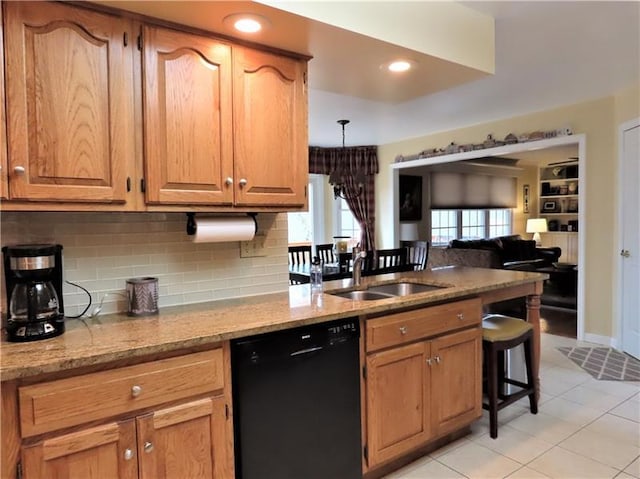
328,282 -> 448,301
329,290 -> 394,301
367,282 -> 447,296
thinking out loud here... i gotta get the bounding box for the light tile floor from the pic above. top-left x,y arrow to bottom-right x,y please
384,333 -> 640,479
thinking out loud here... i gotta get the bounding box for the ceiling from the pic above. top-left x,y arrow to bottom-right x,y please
93,1 -> 639,147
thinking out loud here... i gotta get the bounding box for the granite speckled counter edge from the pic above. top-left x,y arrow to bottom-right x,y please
1,267 -> 547,381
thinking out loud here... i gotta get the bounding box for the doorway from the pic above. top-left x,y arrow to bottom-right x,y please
390,135 -> 586,340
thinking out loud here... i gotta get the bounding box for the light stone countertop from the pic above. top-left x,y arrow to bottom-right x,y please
0,267 -> 547,381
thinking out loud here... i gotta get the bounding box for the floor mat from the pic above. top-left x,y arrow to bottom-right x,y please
557,346 -> 640,381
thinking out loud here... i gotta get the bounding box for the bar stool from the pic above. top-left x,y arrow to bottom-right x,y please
482,314 -> 538,439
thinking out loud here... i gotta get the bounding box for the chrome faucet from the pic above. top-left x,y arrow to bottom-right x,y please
352,247 -> 367,286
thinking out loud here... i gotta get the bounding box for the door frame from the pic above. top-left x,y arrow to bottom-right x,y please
616,117 -> 640,351
390,134 -> 586,341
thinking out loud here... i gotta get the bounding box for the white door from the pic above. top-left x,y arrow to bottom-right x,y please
620,121 -> 640,359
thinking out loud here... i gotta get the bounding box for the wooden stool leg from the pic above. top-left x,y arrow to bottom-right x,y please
497,349 -> 506,400
487,343 -> 499,438
524,336 -> 538,415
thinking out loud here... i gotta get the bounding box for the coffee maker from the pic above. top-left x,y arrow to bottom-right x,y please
2,244 -> 65,342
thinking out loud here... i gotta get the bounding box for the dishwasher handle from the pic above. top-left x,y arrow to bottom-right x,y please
290,346 -> 324,357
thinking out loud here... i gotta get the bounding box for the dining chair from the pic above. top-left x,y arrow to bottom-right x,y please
363,248 -> 410,275
400,240 -> 430,271
316,243 -> 335,264
288,245 -> 312,266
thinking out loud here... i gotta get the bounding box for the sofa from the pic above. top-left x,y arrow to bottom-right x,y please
427,235 -> 566,314
451,235 -> 561,269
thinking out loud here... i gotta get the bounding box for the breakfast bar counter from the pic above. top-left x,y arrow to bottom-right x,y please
1,266 -> 546,479
1,266 -> 546,382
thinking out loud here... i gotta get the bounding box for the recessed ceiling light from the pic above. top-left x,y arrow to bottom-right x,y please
387,60 -> 412,73
223,13 -> 269,34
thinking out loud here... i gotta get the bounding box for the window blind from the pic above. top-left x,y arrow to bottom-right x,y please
430,172 -> 517,209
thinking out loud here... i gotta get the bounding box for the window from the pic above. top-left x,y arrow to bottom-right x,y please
431,209 -> 512,246
335,197 -> 361,242
287,175 -> 325,245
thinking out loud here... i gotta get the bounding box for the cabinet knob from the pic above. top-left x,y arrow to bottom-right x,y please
399,326 -> 407,335
13,166 -> 25,175
239,178 -> 248,187
131,385 -> 142,397
144,441 -> 154,453
457,313 -> 464,321
426,358 -> 433,366
124,448 -> 134,461
621,249 -> 631,258
225,177 -> 233,186
434,355 -> 441,364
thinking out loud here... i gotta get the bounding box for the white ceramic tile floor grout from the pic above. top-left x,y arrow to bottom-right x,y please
382,333 -> 640,479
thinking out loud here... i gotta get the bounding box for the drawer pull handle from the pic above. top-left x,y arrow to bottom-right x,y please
144,441 -> 154,453
131,385 -> 142,397
13,166 -> 26,175
124,448 -> 134,461
434,355 -> 441,364
457,313 -> 464,320
399,326 -> 407,335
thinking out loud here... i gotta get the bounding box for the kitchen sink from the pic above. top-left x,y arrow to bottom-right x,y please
367,282 -> 447,296
329,290 -> 394,301
328,282 -> 448,301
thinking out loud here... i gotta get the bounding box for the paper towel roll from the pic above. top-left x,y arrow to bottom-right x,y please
189,216 -> 257,243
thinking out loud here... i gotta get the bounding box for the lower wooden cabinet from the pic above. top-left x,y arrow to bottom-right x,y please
364,301 -> 482,469
137,397 -> 233,479
22,420 -> 138,479
14,348 -> 233,479
22,397 -> 231,479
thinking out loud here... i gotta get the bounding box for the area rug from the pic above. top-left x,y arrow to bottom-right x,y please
557,346 -> 640,381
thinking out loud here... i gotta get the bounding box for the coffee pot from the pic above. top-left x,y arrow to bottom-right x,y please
2,244 -> 65,341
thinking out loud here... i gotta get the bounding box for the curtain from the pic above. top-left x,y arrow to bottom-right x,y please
309,146 -> 378,251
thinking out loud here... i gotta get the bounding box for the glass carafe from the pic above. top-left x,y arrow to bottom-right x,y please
9,281 -> 60,322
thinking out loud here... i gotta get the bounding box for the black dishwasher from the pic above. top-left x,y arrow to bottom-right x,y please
231,318 -> 362,479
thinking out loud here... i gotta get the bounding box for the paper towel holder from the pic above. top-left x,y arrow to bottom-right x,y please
186,213 -> 258,236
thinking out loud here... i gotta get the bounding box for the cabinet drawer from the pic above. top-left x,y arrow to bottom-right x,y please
19,349 -> 223,437
366,298 -> 481,352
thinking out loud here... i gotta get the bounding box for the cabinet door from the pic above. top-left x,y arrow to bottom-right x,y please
137,397 -> 233,479
22,420 -> 138,479
4,2 -> 134,203
430,327 -> 482,436
143,26 -> 233,205
0,3 -> 8,200
366,341 -> 430,467
233,47 -> 308,207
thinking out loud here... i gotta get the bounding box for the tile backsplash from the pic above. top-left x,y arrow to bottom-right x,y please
1,212 -> 289,317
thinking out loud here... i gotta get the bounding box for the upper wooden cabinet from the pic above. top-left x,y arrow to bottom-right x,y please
1,1 -> 309,211
232,47 -> 308,207
142,25 -> 234,205
0,3 -> 8,200
3,2 -> 135,203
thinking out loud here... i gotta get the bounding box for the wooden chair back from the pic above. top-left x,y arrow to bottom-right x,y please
374,248 -> 408,271
316,243 -> 335,264
401,240 -> 430,271
288,245 -> 312,266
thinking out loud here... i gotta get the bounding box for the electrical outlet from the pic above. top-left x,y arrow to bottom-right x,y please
240,234 -> 267,258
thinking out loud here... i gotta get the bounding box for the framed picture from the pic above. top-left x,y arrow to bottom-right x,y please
542,200 -> 559,213
399,175 -> 422,221
523,184 -> 530,213
567,198 -> 578,213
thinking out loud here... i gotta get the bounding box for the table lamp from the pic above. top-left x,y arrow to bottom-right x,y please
526,218 -> 548,246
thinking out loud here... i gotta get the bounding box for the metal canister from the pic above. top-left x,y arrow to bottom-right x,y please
126,277 -> 159,317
